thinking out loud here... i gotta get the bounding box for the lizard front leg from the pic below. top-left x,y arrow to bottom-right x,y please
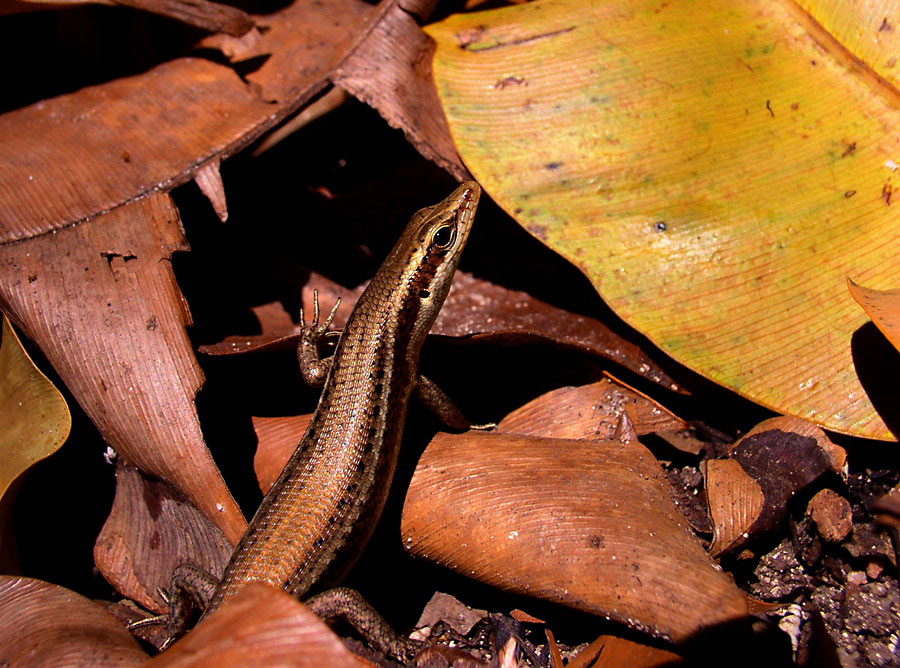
128,563 -> 219,649
297,289 -> 342,387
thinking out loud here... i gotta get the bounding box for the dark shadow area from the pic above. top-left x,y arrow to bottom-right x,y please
851,322 -> 900,440
0,7 -> 207,113
6,335 -> 116,600
0,0 -> 297,115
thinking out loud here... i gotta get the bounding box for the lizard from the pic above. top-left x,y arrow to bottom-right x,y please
132,181 -> 483,660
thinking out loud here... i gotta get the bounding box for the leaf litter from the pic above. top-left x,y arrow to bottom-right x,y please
1,2 -> 897,667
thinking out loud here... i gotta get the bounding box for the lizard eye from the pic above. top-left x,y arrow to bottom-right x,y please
430,224 -> 456,249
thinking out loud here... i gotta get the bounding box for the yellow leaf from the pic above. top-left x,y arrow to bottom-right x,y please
427,0 -> 900,440
848,279 -> 900,354
0,314 -> 71,501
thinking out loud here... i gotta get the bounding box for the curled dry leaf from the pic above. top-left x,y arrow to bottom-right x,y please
0,575 -> 147,665
872,483 -> 900,529
193,159 -> 228,223
704,459 -> 766,558
401,431 -> 750,641
0,195 -> 246,544
848,279 -> 900,354
0,314 -> 70,517
704,416 -> 846,556
580,635 -> 685,668
496,373 -> 686,440
416,591 -> 487,636
0,8 -> 408,531
147,583 -> 367,667
95,462 -> 232,614
252,415 -> 312,494
0,0 -> 386,543
198,274 -> 362,356
0,0 -> 376,242
3,0 -> 256,36
201,271 -> 681,391
437,274 -> 681,392
332,0 -> 469,180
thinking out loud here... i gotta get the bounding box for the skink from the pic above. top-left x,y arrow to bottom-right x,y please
142,181 -> 481,659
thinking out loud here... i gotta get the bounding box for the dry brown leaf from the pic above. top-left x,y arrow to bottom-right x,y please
0,194 -> 246,544
198,274 -> 363,355
252,414 -> 312,495
848,279 -> 900,354
653,430 -> 707,456
2,0 -> 256,36
587,635 -> 685,668
704,416 -> 846,556
704,459 -> 766,558
545,628 -> 563,668
193,159 -> 228,223
201,271 -> 681,391
333,0 -> 468,180
565,634 -> 606,668
0,575 -> 147,665
509,608 -> 544,624
95,462 -> 232,614
147,583 -> 367,667
497,374 -> 686,440
416,591 -> 487,636
873,483 -> 900,528
0,0 -> 384,543
250,370 -> 685,502
401,431 -> 750,641
0,0 -> 376,243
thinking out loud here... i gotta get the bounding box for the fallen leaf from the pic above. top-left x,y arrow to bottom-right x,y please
147,583 -> 367,667
0,194 -> 246,544
873,483 -> 900,528
565,634 -> 605,668
415,591 -> 487,636
333,0 -> 469,180
250,372 -> 685,500
496,373 -> 686,440
3,0 -> 256,36
580,635 -> 685,668
0,576 -> 147,665
0,0 -> 395,546
545,628 -> 563,668
401,431 -> 751,641
252,414 -> 312,494
705,458 -> 766,558
426,0 -> 900,440
848,279 -> 900,354
0,0 -> 374,242
201,271 -> 682,391
704,416 -> 846,555
95,462 -> 232,615
509,609 -> 544,624
0,313 -> 70,515
653,429 -> 707,456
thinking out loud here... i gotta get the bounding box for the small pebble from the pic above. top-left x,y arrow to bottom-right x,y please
846,571 -> 867,586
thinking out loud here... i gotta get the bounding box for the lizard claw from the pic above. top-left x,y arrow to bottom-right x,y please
301,289 -> 341,339
127,613 -> 166,631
